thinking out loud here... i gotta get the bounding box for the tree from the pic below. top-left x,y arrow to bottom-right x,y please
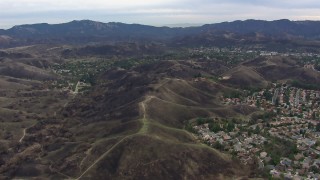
254,126 -> 261,134
227,122 -> 235,132
316,123 -> 320,132
209,123 -> 221,133
270,152 -> 281,165
264,91 -> 273,101
196,118 -> 205,125
256,100 -> 261,108
213,141 -> 224,151
185,123 -> 196,133
194,72 -> 202,78
308,122 -> 314,130
310,165 -> 320,174
275,99 -> 280,106
313,112 -> 318,120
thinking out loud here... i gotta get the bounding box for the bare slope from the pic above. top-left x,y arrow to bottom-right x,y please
243,56 -> 320,84
2,61 -> 254,179
221,65 -> 268,88
221,56 -> 320,88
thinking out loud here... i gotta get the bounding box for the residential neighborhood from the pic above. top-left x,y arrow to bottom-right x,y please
193,84 -> 320,179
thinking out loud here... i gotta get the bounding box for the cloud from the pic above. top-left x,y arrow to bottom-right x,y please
0,0 -> 320,28
0,0 -> 181,12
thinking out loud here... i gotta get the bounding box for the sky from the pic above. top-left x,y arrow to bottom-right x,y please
1,0 -> 320,29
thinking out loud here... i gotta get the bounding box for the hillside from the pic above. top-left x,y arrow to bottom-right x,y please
220,65 -> 268,88
0,44 -> 70,83
242,56 -> 320,84
0,60 -> 257,179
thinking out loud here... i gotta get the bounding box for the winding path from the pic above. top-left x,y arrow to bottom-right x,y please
74,81 -> 80,94
19,128 -> 27,143
70,94 -> 211,179
138,96 -> 153,134
75,96 -> 153,179
75,136 -> 129,180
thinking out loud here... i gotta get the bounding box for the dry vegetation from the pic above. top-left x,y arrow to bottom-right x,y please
0,43 -> 320,179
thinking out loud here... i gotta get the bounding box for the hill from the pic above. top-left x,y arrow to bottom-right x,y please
219,56 -> 320,89
202,19 -> 320,39
220,65 -> 268,89
0,60 -> 256,179
0,44 -> 68,84
2,19 -> 320,48
243,56 -> 320,84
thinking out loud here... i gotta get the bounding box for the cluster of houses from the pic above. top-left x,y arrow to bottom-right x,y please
194,119 -> 320,179
189,47 -> 320,59
46,80 -> 91,95
223,85 -> 320,121
194,123 -> 267,166
268,118 -> 320,179
259,51 -> 320,58
194,84 -> 320,178
304,64 -> 316,71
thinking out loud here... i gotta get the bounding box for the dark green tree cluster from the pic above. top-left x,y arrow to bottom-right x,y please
185,123 -> 197,134
213,141 -> 224,151
251,111 -> 277,123
196,117 -> 213,125
209,123 -> 222,133
263,91 -> 273,101
316,123 -> 320,132
208,120 -> 235,133
80,73 -> 96,85
264,137 -> 298,165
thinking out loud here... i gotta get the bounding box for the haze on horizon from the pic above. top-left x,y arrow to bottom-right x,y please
1,0 -> 320,29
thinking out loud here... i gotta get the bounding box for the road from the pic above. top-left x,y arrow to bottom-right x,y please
295,89 -> 300,107
272,88 -> 279,105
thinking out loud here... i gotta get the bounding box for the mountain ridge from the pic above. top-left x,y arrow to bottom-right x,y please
2,19 -> 320,49
2,19 -> 320,39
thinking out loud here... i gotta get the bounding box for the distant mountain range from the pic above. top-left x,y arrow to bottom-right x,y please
202,19 -> 320,38
1,19 -> 320,47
